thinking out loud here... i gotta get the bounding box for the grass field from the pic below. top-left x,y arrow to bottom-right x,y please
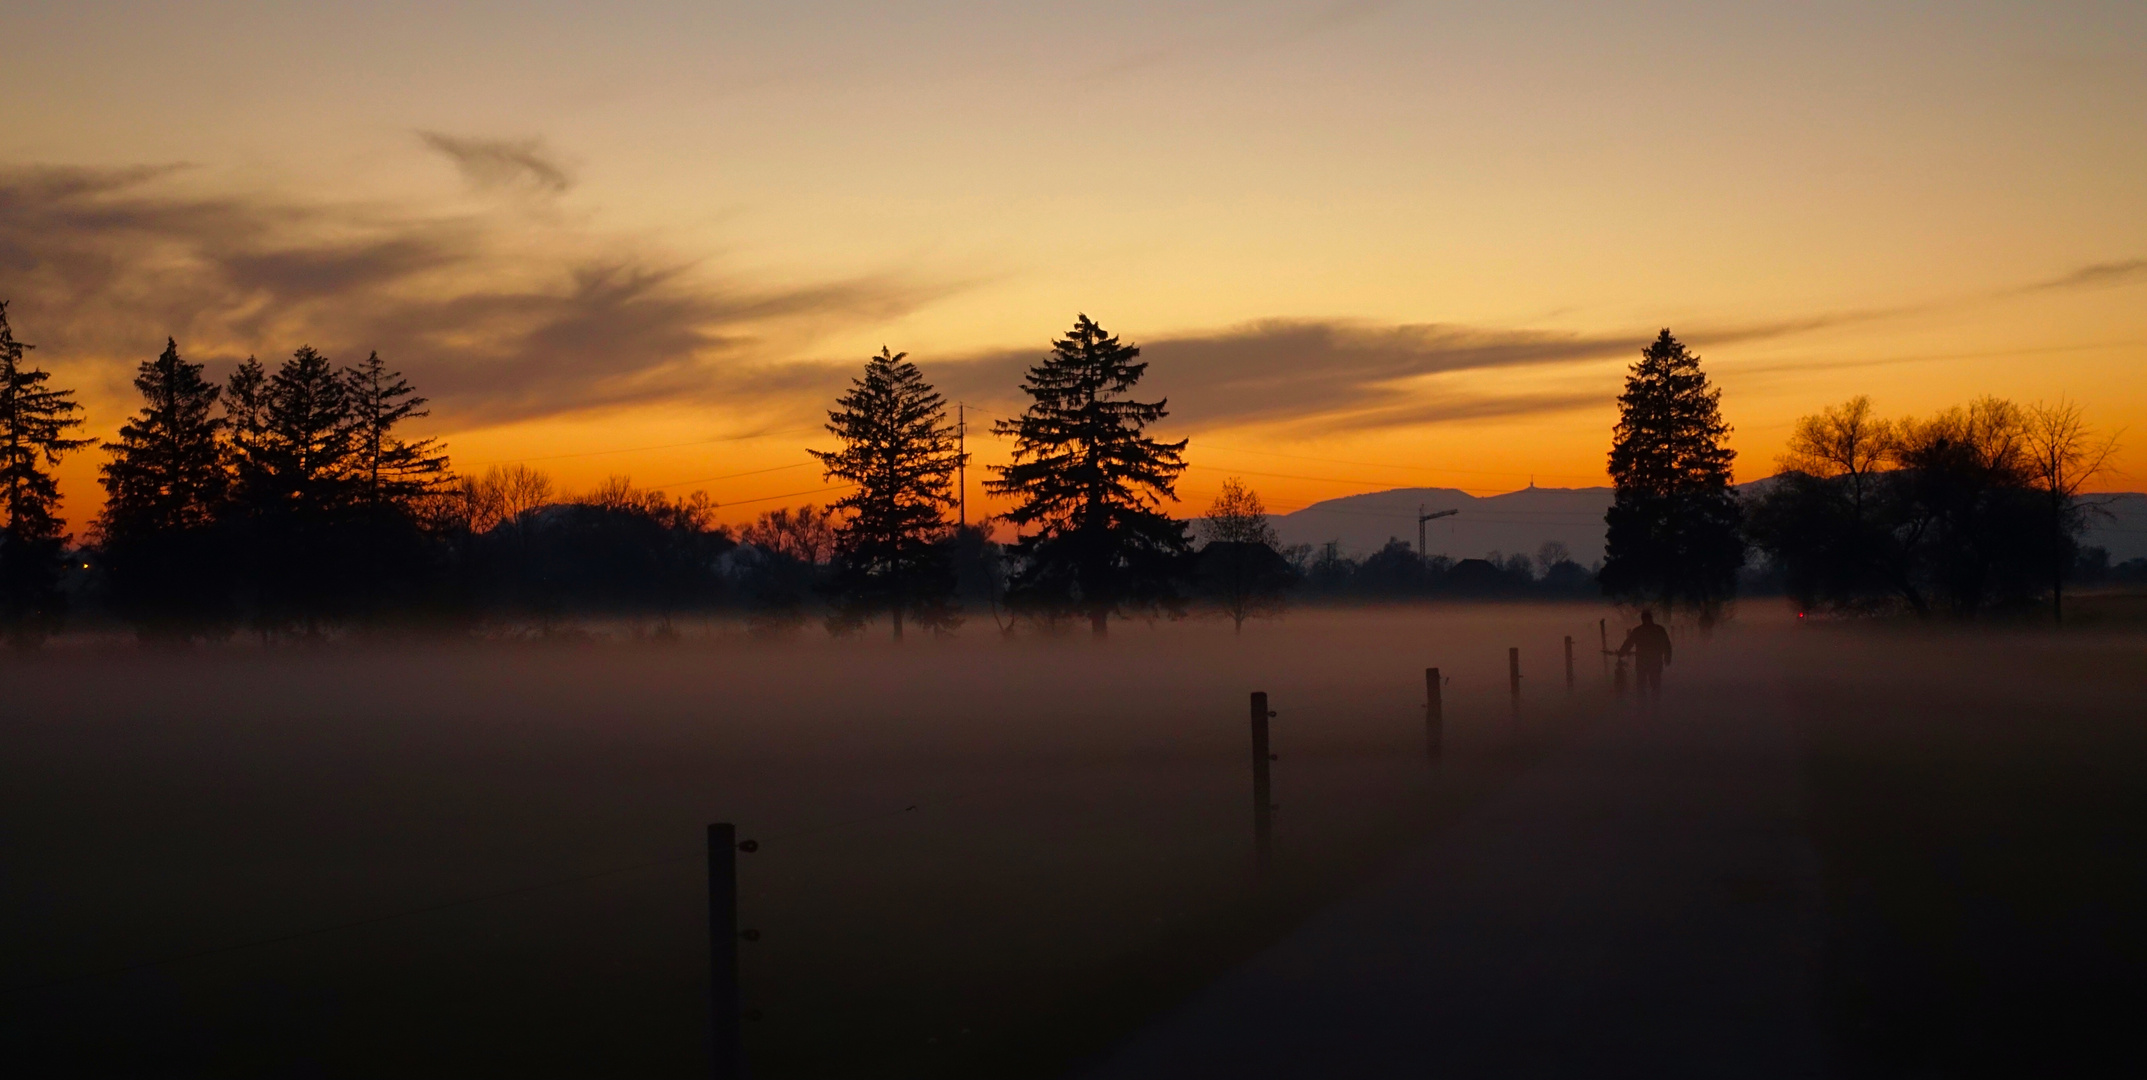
0,608 -> 1590,1077
5,606 -> 2142,1076
1786,623 -> 2147,1076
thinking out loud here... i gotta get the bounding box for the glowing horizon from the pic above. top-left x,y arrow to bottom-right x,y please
7,2 -> 2142,533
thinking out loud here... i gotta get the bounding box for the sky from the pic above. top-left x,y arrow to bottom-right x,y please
3,0 -> 2143,530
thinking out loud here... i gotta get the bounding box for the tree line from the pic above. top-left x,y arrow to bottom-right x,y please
0,302 -> 2125,648
1748,394 -> 2120,622
1592,330 -> 2124,625
0,307 -> 1209,644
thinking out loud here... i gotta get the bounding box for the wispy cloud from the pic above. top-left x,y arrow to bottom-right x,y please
1135,320 -> 1634,429
1292,0 -> 1404,40
1693,306 -> 1921,343
0,163 -> 945,423
2026,258 -> 2147,292
914,318 -> 1642,433
417,132 -> 574,196
1087,0 -> 1402,79
918,311 -> 1958,435
8,157 -> 2126,444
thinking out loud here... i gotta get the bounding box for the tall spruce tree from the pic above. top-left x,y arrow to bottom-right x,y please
97,338 -> 231,638
256,345 -> 357,512
988,314 -> 1190,636
227,346 -> 359,635
1600,329 -> 1744,623
345,351 -> 449,514
224,355 -> 270,505
0,302 -> 91,647
809,348 -> 962,638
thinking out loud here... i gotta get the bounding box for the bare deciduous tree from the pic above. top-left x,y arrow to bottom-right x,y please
459,464 -> 554,535
2024,400 -> 2121,625
742,504 -> 837,565
1780,394 -> 1894,513
1199,476 -> 1278,548
1197,477 -> 1290,633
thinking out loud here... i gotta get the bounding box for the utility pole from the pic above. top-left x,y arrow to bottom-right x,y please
1417,506 -> 1457,560
957,402 -> 966,529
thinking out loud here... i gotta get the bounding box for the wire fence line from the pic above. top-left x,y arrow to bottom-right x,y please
0,853 -> 694,998
3,658 -> 1584,1005
0,778 -> 1047,999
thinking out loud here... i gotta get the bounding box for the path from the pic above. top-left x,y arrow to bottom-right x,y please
1079,672 -> 1833,1078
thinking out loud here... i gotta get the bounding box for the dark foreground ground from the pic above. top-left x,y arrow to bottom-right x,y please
1,608 -> 1576,1078
1078,611 -> 2147,1079
1790,617 -> 2147,1077
1082,650 -> 1829,1078
3,606 -> 2143,1077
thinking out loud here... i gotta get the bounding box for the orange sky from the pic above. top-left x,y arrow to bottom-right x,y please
6,2 -> 2143,532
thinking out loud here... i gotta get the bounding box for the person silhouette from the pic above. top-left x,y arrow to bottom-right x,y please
1618,610 -> 1673,701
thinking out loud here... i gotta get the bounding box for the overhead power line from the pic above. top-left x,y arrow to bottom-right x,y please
1182,463 -> 1465,491
1195,442 -> 1604,484
642,461 -> 815,491
462,426 -> 819,469
710,483 -> 857,508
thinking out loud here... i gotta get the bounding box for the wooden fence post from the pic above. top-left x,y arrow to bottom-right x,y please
1564,636 -> 1575,691
1508,647 -> 1522,712
1251,692 -> 1274,862
708,824 -> 742,1080
1425,667 -> 1443,759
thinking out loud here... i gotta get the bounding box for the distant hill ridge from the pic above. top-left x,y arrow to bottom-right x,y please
1263,484 -> 2147,565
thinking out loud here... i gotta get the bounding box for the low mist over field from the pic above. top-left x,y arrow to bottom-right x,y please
4,3 -> 2143,1076
3,607 -> 1586,1075
5,606 -> 2144,1076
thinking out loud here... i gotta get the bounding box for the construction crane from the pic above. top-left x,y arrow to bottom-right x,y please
1418,505 -> 1458,560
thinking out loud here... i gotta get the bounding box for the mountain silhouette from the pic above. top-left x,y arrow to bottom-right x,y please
1269,485 -> 2147,565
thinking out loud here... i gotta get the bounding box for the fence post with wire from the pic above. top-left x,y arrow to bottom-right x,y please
1251,692 -> 1275,865
708,823 -> 745,1080
1424,667 -> 1443,759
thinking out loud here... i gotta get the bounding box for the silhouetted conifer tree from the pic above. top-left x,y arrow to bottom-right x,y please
227,346 -> 358,635
336,351 -> 453,622
988,314 -> 1190,636
97,338 -> 231,639
1600,329 -> 1744,623
224,355 -> 270,504
345,351 -> 448,513
0,303 -> 90,647
255,346 -> 357,511
810,348 -> 962,638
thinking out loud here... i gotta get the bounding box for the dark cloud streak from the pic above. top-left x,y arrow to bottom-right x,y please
417,132 -> 574,196
922,319 -> 1639,433
2027,258 -> 2147,292
1087,0 -> 1401,80
917,307 -> 1971,436
0,163 -> 941,424
10,159 -> 2127,441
